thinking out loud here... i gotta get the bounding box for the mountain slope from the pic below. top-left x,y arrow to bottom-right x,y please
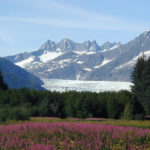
85,30 -> 150,81
0,57 -> 44,89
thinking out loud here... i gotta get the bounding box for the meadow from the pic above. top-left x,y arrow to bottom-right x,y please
1,118 -> 150,150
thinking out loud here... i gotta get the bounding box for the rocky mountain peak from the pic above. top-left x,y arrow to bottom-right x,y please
90,40 -> 101,51
131,30 -> 150,50
38,38 -> 122,53
84,40 -> 91,49
61,38 -> 72,43
138,30 -> 150,39
143,30 -> 150,35
91,40 -> 97,44
101,41 -> 121,50
39,40 -> 56,51
83,40 -> 100,51
57,38 -> 75,52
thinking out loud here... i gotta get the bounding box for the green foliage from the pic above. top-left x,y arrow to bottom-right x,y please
64,91 -> 79,117
122,102 -> 134,120
107,95 -> 121,119
0,88 -> 136,121
106,91 -> 129,119
122,96 -> 145,120
0,108 -> 9,122
131,55 -> 150,115
0,69 -> 8,91
131,56 -> 146,101
39,97 -> 51,116
9,107 -> 30,121
97,93 -> 108,118
30,105 -> 40,116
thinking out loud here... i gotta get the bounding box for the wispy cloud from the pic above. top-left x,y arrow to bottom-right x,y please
30,0 -> 150,31
0,0 -> 149,32
0,15 -> 149,32
33,0 -> 119,22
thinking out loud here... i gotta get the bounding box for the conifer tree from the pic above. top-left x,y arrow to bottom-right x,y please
131,56 -> 146,103
131,55 -> 150,115
0,69 -> 8,90
122,96 -> 144,120
140,57 -> 150,114
122,102 -> 133,120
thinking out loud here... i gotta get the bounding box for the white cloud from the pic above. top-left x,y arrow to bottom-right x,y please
29,0 -> 150,31
0,0 -> 149,32
0,16 -> 149,32
33,0 -> 119,22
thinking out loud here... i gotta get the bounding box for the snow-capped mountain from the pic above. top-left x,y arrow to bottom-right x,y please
101,41 -> 121,50
6,39 -> 120,80
39,38 -> 102,52
85,30 -> 150,81
5,30 -> 150,82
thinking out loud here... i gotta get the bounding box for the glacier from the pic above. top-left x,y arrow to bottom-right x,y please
41,78 -> 133,93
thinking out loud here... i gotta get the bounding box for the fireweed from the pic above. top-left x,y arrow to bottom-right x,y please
0,122 -> 150,150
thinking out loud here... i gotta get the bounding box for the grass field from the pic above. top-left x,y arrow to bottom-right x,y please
1,118 -> 150,150
3,117 -> 150,128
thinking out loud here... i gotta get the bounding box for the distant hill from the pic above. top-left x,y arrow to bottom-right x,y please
0,57 -> 44,90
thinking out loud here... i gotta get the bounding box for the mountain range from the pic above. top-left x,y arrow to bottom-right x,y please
5,30 -> 150,82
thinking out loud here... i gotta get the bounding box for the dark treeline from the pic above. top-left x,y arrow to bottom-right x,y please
0,88 -> 144,121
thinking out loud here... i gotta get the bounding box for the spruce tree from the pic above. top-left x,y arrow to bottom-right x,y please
131,55 -> 150,115
140,57 -> 150,114
0,69 -> 8,90
131,56 -> 146,103
122,96 -> 144,120
122,102 -> 133,120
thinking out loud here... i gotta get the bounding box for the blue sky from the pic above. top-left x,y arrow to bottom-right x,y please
0,0 -> 150,56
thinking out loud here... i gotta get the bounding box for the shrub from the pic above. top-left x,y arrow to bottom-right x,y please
30,106 -> 40,117
9,107 -> 30,121
121,102 -> 133,120
0,108 -> 8,122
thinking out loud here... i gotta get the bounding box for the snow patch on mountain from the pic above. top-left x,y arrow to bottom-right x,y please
47,68 -> 58,72
87,52 -> 96,55
94,59 -> 113,68
15,56 -> 34,68
59,59 -> 71,64
84,68 -> 91,71
39,51 -> 62,63
115,50 -> 150,70
102,45 -> 119,52
110,45 -> 119,50
76,61 -> 84,64
74,51 -> 87,55
143,50 -> 150,57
